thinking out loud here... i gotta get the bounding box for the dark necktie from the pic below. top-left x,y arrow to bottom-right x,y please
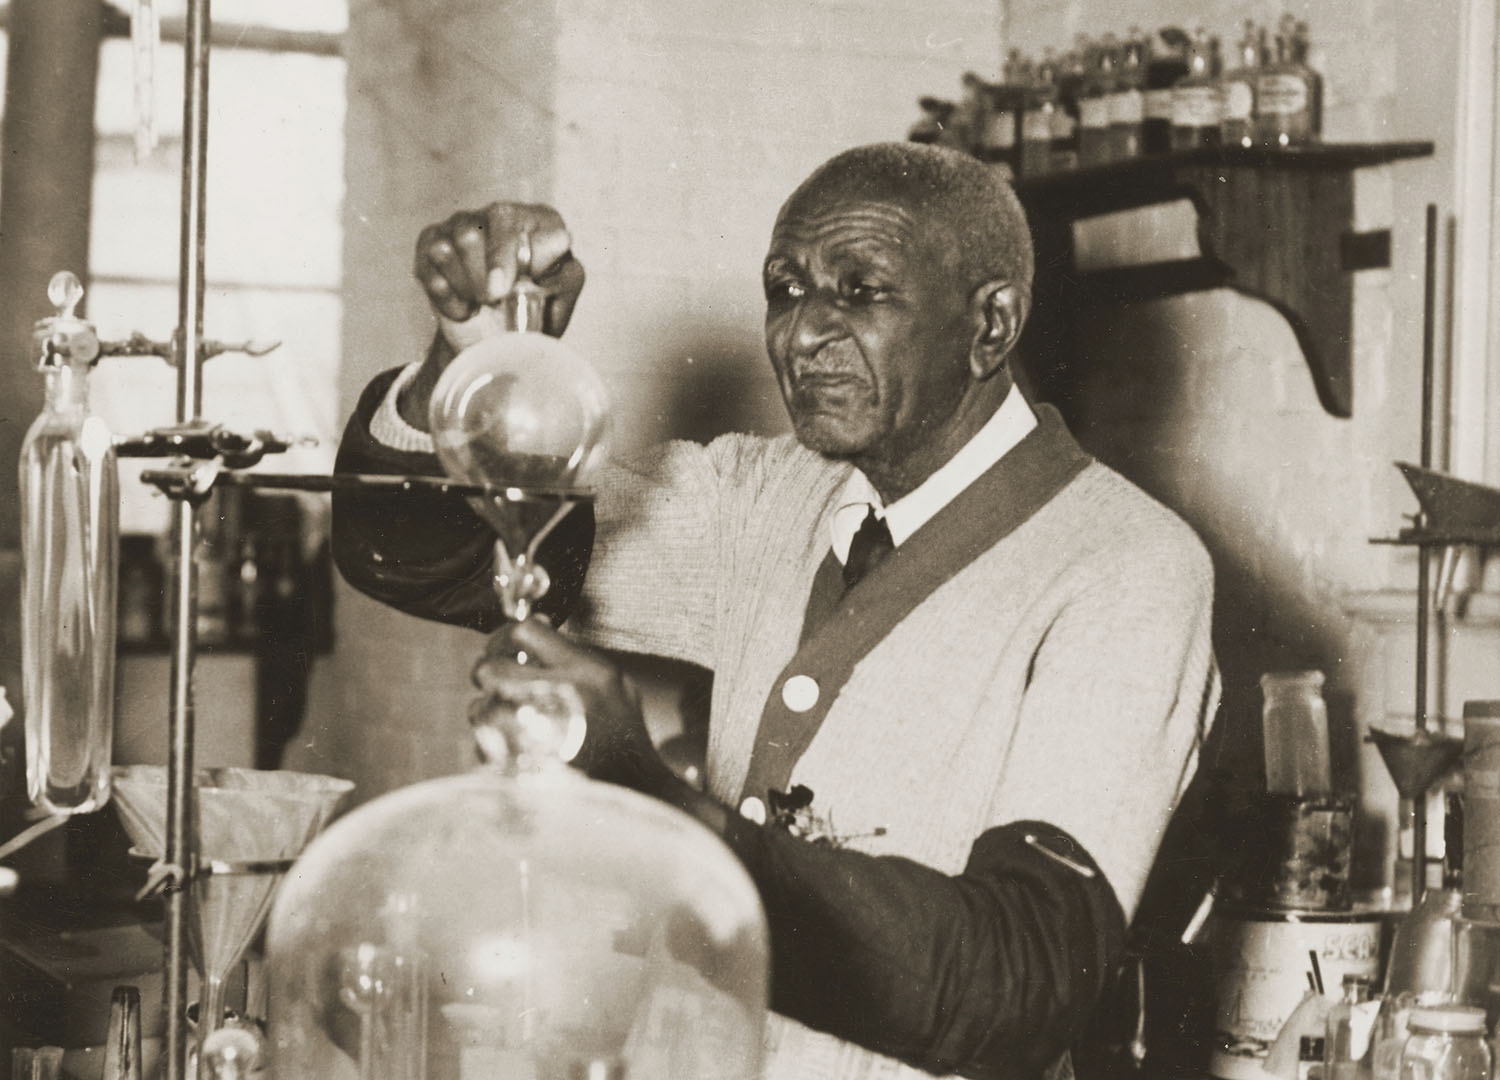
842,506 -> 894,590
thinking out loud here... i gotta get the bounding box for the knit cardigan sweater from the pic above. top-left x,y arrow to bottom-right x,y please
334,373 -> 1219,1080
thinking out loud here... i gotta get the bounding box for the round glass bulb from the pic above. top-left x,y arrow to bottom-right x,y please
429,333 -> 608,529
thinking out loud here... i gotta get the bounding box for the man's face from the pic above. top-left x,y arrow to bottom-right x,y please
762,190 -> 975,467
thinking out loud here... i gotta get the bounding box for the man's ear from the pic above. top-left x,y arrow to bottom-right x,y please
969,280 -> 1029,380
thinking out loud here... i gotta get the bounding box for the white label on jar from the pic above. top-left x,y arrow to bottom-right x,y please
1107,89 -> 1145,124
983,111 -> 1017,149
1079,96 -> 1110,129
1223,80 -> 1254,120
1050,112 -> 1077,138
1256,73 -> 1309,116
1023,109 -> 1052,140
1171,85 -> 1222,127
1144,88 -> 1175,120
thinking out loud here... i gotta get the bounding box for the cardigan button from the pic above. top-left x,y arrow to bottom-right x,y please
781,674 -> 820,713
739,796 -> 767,824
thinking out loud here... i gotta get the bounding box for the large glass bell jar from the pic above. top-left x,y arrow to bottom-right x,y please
265,691 -> 768,1080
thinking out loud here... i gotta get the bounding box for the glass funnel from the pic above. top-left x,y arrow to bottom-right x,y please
111,766 -> 354,1068
427,266 -> 608,621
265,696 -> 768,1080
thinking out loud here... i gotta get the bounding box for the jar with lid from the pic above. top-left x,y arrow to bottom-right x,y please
1399,1005 -> 1491,1080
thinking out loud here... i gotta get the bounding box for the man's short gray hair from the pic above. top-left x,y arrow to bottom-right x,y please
782,142 -> 1034,294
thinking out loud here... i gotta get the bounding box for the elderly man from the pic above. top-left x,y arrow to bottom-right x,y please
333,142 -> 1218,1080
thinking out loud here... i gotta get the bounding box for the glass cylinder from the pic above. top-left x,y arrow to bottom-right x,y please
1398,1006 -> 1491,1080
1261,670 -> 1332,799
265,690 -> 768,1080
19,273 -> 117,816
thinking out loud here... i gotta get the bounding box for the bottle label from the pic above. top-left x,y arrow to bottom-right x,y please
1257,73 -> 1309,116
982,111 -> 1017,150
1079,97 -> 1110,129
1144,88 -> 1175,121
1107,89 -> 1145,124
1172,85 -> 1222,127
1023,109 -> 1052,141
1223,80 -> 1254,121
1050,112 -> 1077,139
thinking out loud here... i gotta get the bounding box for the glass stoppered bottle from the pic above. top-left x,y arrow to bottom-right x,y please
1170,28 -> 1223,151
19,271 -> 119,816
1255,15 -> 1322,148
1221,21 -> 1263,149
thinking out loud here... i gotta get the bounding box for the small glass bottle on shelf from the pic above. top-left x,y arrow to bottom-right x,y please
1170,28 -> 1223,151
975,53 -> 1027,179
1220,21 -> 1263,150
1107,30 -> 1147,161
1143,27 -> 1190,153
1051,46 -> 1086,171
19,271 -> 119,816
1255,14 -> 1322,148
1077,36 -> 1116,168
1020,54 -> 1061,178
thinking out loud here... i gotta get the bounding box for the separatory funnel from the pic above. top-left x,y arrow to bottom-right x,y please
426,231 -> 608,622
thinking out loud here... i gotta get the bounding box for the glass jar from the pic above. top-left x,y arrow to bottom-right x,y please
1261,670 -> 1332,798
1399,1005 -> 1491,1080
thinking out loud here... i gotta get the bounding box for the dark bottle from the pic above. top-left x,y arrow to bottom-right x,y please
1142,27 -> 1190,153
1170,28 -> 1223,151
1220,21 -> 1262,149
1107,30 -> 1147,161
1077,36 -> 1116,168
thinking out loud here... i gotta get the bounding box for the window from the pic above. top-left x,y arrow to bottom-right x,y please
87,0 -> 346,532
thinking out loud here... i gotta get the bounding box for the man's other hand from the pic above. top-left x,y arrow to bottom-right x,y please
473,619 -> 673,794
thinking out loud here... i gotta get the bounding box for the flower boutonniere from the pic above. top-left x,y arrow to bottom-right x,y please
767,784 -> 887,847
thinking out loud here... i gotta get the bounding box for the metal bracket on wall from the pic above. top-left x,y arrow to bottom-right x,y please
1015,142 -> 1434,418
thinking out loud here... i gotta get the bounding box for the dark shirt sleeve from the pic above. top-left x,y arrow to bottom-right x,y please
330,367 -> 594,631
720,815 -> 1128,1080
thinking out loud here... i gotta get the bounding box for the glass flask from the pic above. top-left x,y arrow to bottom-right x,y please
19,271 -> 118,816
265,685 -> 769,1080
428,268 -> 608,622
1398,1006 -> 1491,1080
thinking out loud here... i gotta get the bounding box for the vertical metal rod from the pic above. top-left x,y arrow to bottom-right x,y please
164,0 -> 211,1076
1410,203 -> 1440,906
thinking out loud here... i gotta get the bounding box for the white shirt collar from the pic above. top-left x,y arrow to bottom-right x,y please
830,386 -> 1037,563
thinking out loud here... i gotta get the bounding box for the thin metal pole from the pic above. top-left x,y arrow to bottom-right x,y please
1410,203 -> 1439,906
164,0 -> 211,1075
